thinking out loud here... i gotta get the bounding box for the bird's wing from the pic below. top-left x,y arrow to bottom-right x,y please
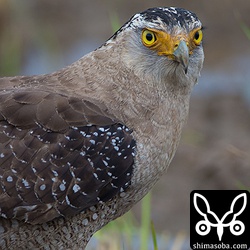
0,79 -> 136,224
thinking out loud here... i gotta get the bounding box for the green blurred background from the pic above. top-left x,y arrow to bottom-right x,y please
0,0 -> 249,249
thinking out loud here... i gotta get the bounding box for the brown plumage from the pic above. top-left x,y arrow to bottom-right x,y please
0,7 -> 204,249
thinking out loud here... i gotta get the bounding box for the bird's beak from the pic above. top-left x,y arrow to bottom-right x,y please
173,40 -> 189,74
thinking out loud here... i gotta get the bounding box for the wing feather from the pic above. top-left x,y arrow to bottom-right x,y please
0,79 -> 136,224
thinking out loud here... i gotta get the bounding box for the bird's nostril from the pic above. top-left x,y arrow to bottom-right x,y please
174,43 -> 179,50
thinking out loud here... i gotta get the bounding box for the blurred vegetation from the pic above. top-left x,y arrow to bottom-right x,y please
0,0 -> 20,75
241,23 -> 250,41
235,10 -> 250,193
0,1 -> 63,76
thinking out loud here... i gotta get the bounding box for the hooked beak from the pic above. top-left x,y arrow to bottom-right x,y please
173,40 -> 189,74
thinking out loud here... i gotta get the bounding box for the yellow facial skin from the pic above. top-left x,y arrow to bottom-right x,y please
141,27 -> 203,60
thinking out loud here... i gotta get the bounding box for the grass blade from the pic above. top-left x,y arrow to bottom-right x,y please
151,220 -> 158,250
140,192 -> 152,250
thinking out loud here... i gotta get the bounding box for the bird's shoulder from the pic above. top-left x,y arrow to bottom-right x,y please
0,73 -> 117,130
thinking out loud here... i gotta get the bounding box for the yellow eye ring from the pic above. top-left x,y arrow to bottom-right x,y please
193,29 -> 203,45
142,29 -> 157,46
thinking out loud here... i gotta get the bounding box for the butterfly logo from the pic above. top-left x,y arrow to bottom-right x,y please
193,193 -> 247,241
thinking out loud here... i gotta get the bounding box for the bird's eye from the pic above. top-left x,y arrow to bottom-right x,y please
193,29 -> 203,45
142,29 -> 157,46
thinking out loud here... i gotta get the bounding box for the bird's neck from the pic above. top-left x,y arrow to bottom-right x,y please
61,48 -> 191,124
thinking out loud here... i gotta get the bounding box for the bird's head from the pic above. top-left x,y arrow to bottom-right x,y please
105,7 -> 204,87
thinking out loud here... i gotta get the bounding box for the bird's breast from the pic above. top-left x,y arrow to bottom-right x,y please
125,93 -> 190,199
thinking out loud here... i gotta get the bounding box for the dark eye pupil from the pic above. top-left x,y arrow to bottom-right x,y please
194,31 -> 200,40
146,33 -> 153,41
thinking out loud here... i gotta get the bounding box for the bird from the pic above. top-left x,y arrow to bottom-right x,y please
0,6 -> 204,249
